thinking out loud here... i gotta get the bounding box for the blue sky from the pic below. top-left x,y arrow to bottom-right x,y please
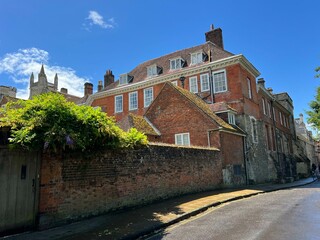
0,0 -> 319,123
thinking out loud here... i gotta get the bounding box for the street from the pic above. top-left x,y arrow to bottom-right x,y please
146,181 -> 320,240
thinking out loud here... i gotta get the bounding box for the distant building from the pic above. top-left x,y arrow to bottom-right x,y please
29,65 -> 93,104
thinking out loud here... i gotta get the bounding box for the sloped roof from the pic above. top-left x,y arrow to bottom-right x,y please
104,42 -> 234,91
117,113 -> 160,136
209,102 -> 237,113
160,82 -> 237,132
0,95 -> 20,106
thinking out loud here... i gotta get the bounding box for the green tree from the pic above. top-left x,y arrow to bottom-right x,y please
0,92 -> 147,152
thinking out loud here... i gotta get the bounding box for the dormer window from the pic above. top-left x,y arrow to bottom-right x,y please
191,52 -> 208,65
191,52 -> 203,65
119,73 -> 133,85
228,112 -> 236,125
147,65 -> 162,77
170,58 -> 185,70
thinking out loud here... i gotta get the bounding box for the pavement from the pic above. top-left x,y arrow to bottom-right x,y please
2,177 -> 315,240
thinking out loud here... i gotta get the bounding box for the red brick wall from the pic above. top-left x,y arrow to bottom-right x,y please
38,145 -> 222,228
145,84 -> 220,147
220,132 -> 244,166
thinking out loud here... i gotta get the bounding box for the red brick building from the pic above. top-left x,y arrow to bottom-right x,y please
84,25 -> 298,183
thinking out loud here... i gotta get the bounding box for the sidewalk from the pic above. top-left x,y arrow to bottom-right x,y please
3,177 -> 315,240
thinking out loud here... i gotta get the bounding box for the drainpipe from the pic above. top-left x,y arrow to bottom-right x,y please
242,135 -> 249,185
208,67 -> 215,103
207,128 -> 221,147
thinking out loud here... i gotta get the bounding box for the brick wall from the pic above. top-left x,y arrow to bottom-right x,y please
38,144 -> 222,228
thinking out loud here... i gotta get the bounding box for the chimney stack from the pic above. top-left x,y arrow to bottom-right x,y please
104,69 -> 114,88
60,88 -> 68,94
84,82 -> 93,96
257,78 -> 265,88
267,88 -> 273,94
98,80 -> 103,92
205,24 -> 224,49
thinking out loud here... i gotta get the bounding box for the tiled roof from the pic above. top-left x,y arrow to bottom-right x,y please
104,42 -> 234,91
117,113 -> 160,136
167,82 -> 236,131
209,102 -> 237,113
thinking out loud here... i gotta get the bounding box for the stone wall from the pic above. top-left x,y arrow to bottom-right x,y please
38,144 -> 222,228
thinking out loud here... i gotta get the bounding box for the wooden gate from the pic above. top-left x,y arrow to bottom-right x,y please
0,146 -> 40,236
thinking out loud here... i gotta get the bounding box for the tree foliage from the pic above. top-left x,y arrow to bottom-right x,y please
0,93 -> 147,153
307,87 -> 320,132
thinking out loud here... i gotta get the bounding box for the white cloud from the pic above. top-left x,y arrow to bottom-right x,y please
0,48 -> 89,99
85,10 -> 115,29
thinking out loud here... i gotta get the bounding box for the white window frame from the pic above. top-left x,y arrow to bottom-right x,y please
114,95 -> 123,113
170,58 -> 183,70
147,65 -> 157,77
228,112 -> 236,125
247,78 -> 252,99
262,98 -> 266,115
129,91 -> 138,111
144,87 -> 153,108
191,52 -> 203,65
119,74 -> 128,85
250,116 -> 258,143
212,69 -> 227,93
175,133 -> 190,146
189,76 -> 198,93
267,101 -> 272,118
200,73 -> 210,92
272,107 -> 276,121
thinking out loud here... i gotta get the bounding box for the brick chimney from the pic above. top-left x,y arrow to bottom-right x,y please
205,24 -> 224,49
98,80 -> 103,92
257,78 -> 265,88
84,82 -> 93,96
104,70 -> 114,88
60,88 -> 68,94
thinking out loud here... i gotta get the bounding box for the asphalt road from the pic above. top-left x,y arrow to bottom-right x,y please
146,181 -> 320,240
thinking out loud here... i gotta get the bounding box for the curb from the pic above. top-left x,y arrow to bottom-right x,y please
127,179 -> 315,240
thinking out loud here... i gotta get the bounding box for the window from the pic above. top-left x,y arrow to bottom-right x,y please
129,91 -> 138,110
115,95 -> 123,113
147,65 -> 157,77
172,81 -> 178,86
228,112 -> 236,125
262,98 -> 266,115
119,74 -> 128,85
144,87 -> 153,108
170,58 -> 184,70
191,52 -> 203,65
250,117 -> 258,143
189,76 -> 198,93
272,107 -> 276,121
267,101 -> 272,118
119,74 -> 133,85
175,133 -> 190,146
213,70 -> 227,93
247,78 -> 252,99
279,111 -> 283,125
265,125 -> 271,150
200,73 -> 210,92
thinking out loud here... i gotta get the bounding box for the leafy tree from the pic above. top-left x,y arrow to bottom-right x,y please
0,92 -> 147,153
307,87 -> 320,133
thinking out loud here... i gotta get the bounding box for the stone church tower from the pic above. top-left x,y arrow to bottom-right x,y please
29,65 -> 58,99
